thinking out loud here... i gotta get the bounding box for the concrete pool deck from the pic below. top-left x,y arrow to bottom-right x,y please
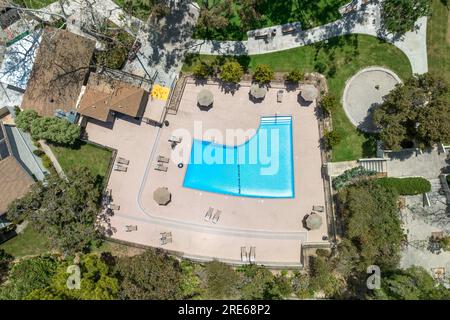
85,81 -> 328,266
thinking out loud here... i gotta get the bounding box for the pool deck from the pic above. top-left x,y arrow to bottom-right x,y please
85,81 -> 328,266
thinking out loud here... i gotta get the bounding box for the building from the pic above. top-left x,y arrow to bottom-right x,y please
78,73 -> 149,122
21,27 -> 95,117
0,121 -> 34,220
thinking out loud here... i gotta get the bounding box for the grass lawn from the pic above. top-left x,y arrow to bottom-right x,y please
194,0 -> 348,40
50,140 -> 113,184
183,35 -> 412,161
0,224 -> 52,258
14,0 -> 56,9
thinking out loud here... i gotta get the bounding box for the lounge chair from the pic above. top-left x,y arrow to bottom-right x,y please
168,136 -> 182,144
117,157 -> 130,165
114,164 -> 127,172
249,247 -> 256,263
277,90 -> 284,103
160,232 -> 172,238
108,204 -> 120,210
313,205 -> 324,212
241,247 -> 248,263
204,207 -> 214,222
125,225 -> 137,232
160,237 -> 172,245
157,155 -> 170,163
212,210 -> 221,224
155,163 -> 168,172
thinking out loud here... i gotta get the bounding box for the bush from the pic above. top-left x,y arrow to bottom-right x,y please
314,61 -> 327,74
33,149 -> 45,157
253,64 -> 274,84
30,117 -> 80,145
285,69 -> 304,83
220,60 -> 244,83
375,177 -> 431,195
41,155 -> 53,170
323,130 -> 341,149
320,95 -> 338,116
15,109 -> 39,132
193,62 -> 214,79
332,166 -> 378,190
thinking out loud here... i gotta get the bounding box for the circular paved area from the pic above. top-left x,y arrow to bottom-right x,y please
343,67 -> 401,133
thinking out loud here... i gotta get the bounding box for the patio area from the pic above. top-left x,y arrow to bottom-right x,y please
85,80 -> 328,266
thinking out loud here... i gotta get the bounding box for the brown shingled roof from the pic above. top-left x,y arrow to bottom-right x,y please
21,27 -> 95,116
77,73 -> 148,121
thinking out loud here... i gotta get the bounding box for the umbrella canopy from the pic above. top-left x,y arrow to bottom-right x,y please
197,89 -> 214,107
306,213 -> 323,230
250,83 -> 267,99
299,84 -> 318,102
153,187 -> 171,206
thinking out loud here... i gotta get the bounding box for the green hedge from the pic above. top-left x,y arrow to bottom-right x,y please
332,166 -> 378,190
375,177 -> 431,195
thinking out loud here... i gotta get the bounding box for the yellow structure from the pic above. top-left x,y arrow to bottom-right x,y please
151,84 -> 170,101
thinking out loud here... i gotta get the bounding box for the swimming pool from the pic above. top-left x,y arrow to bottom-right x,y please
183,116 -> 295,198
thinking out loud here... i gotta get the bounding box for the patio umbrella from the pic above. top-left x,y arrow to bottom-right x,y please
153,187 -> 171,206
250,83 -> 267,99
305,213 -> 323,230
197,89 -> 214,107
299,84 -> 318,102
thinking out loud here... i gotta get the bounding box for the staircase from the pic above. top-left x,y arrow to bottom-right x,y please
358,158 -> 387,174
166,76 -> 187,115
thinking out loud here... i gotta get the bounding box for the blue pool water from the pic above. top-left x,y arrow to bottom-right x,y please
183,116 -> 295,198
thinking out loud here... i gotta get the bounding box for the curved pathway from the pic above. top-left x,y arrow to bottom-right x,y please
187,0 -> 428,75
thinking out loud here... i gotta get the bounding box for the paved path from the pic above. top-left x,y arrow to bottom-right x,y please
39,140 -> 66,179
187,0 -> 428,75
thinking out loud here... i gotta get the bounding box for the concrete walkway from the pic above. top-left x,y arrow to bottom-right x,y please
39,140 -> 66,179
187,0 -> 428,75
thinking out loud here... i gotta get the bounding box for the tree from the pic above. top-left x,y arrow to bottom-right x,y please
196,0 -> 232,36
27,254 -> 119,300
15,109 -> 39,132
381,0 -> 430,34
7,168 -> 101,255
30,117 -> 81,145
220,60 -> 244,83
238,264 -> 275,299
253,64 -> 274,84
239,0 -> 264,30
323,130 -> 341,149
374,266 -> 450,300
193,61 -> 214,79
309,255 -> 344,298
320,94 -> 338,116
203,260 -> 240,299
337,181 -> 404,272
0,249 -> 12,285
284,69 -> 304,83
114,249 -> 183,300
0,255 -> 58,300
373,73 -> 450,150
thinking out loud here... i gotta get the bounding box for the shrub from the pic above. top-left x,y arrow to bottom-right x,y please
30,117 -> 80,145
220,60 -> 244,83
321,95 -> 338,116
323,130 -> 341,149
253,64 -> 274,84
15,109 -> 39,132
193,62 -> 214,79
332,166 -> 378,190
33,149 -> 45,157
314,61 -> 327,74
41,155 -> 53,170
375,177 -> 431,195
285,69 -> 304,83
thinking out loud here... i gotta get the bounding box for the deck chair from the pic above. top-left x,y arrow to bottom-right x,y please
168,136 -> 182,144
125,225 -> 137,232
249,247 -> 256,263
155,163 -> 168,172
212,210 -> 222,224
241,247 -> 248,263
117,157 -> 130,165
157,155 -> 170,163
313,205 -> 324,212
114,164 -> 127,172
204,207 -> 214,221
108,204 -> 120,210
161,232 -> 172,238
277,90 -> 284,103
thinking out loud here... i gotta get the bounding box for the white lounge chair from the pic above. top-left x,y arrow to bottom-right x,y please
241,247 -> 248,263
204,207 -> 213,222
212,210 -> 221,224
157,155 -> 170,163
108,204 -> 120,210
114,164 -> 127,172
117,157 -> 130,165
155,163 -> 168,172
249,247 -> 256,263
313,205 -> 324,212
